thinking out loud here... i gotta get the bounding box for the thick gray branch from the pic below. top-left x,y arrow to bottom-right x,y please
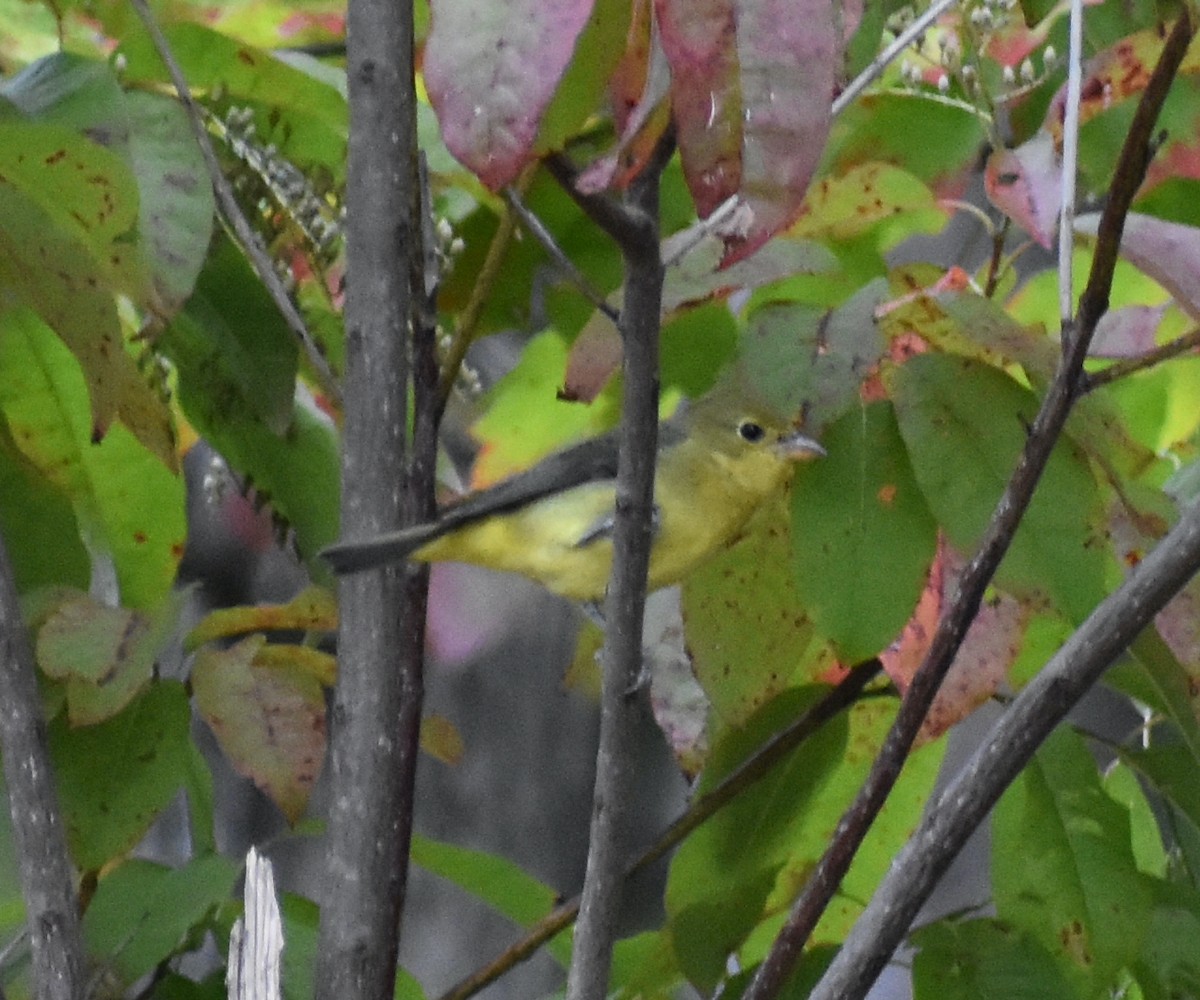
0,534 -> 83,1000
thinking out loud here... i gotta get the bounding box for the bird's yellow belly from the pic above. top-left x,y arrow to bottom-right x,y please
412,479 -> 765,601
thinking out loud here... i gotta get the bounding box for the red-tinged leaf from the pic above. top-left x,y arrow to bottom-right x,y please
608,0 -> 654,135
655,0 -> 741,215
644,589 -> 709,777
728,0 -> 836,264
577,98 -> 674,194
1076,212 -> 1200,323
577,29 -> 673,195
1090,303 -> 1167,358
425,0 -> 601,190
192,636 -> 325,823
656,0 -> 837,265
563,310 -> 624,403
882,541 -> 1028,741
984,133 -> 1061,249
1043,26 -> 1200,148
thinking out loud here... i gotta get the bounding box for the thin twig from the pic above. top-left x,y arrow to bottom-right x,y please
435,661 -> 884,1000
436,168 -> 533,418
544,152 -> 656,255
742,12 -> 1196,1000
127,0 -> 342,407
659,194 -> 745,268
565,132 -> 673,1000
1057,0 -> 1084,331
983,216 -> 1011,299
504,187 -> 619,322
1083,326 -> 1200,391
831,0 -> 960,117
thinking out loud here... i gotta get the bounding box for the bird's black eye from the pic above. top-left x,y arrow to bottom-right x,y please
738,420 -> 765,443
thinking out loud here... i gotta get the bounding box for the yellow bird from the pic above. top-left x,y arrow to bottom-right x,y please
321,380 -> 824,600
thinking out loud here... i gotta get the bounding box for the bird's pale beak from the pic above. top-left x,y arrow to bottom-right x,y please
777,431 -> 826,460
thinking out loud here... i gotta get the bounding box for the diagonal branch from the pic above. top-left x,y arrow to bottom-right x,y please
504,188 -> 620,322
742,11 -> 1196,1000
1083,326 -> 1200,391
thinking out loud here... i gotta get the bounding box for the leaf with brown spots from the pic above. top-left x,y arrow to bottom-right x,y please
37,589 -> 186,725
192,636 -> 326,823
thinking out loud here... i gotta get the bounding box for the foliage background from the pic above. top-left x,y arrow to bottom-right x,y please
2,0 -> 1200,997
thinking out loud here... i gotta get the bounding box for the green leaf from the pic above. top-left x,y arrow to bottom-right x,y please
125,91 -> 214,312
682,499 -> 835,729
791,401 -> 937,661
666,689 -> 942,989
410,834 -> 572,968
912,919 -> 1083,1000
51,681 -> 193,871
118,23 -> 347,174
1108,629 -> 1200,821
0,118 -> 143,292
163,238 -> 339,559
83,854 -> 238,984
36,589 -> 186,724
824,92 -> 988,185
1120,742 -> 1200,846
279,893 -> 318,1000
741,278 -> 887,432
1102,759 -> 1169,879
0,308 -> 184,608
889,353 -> 1108,622
992,727 -> 1153,997
611,929 -> 684,999
0,186 -> 175,466
1131,881 -> 1200,1000
470,330 -> 618,486
0,426 -> 88,593
0,55 -> 134,186
163,235 -> 298,436
794,163 -> 947,248
535,0 -> 631,156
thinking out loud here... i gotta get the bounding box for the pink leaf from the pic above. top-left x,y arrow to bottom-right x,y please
424,0 -> 597,190
984,132 -> 1061,249
1076,212 -> 1200,323
1090,303 -> 1167,358
656,0 -> 837,265
881,540 -> 1026,741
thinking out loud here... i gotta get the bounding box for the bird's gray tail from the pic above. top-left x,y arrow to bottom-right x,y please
320,525 -> 437,574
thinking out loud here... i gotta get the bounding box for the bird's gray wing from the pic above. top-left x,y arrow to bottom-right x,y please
322,430 -> 622,574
